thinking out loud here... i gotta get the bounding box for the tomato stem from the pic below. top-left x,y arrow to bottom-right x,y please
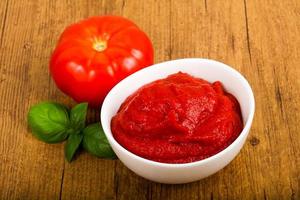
93,40 -> 107,52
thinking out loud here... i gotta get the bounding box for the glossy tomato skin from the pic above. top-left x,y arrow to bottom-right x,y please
50,16 -> 154,108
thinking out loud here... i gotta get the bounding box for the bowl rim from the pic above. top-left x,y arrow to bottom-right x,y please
101,58 -> 255,168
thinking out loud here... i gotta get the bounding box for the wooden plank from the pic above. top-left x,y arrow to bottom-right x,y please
0,0 -> 65,199
245,0 -> 300,198
0,0 -> 8,46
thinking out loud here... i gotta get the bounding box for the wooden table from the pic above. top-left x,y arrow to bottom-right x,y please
0,0 -> 299,199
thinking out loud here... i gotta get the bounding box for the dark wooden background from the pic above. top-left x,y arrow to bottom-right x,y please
0,0 -> 299,199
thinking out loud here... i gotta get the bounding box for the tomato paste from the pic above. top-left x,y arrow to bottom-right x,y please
111,72 -> 243,163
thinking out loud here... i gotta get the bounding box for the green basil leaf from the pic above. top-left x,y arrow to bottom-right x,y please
28,102 -> 70,143
82,123 -> 116,159
65,133 -> 83,162
70,103 -> 88,131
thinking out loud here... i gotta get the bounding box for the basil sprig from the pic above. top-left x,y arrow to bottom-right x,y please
65,133 -> 83,162
28,102 -> 116,162
82,123 -> 116,158
28,102 -> 70,143
70,103 -> 88,131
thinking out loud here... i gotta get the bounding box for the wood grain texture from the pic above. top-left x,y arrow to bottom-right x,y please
0,0 -> 299,199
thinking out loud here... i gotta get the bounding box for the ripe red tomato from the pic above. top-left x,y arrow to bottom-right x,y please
50,16 -> 154,107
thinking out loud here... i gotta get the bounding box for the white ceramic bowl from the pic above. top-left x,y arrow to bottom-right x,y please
101,58 -> 255,184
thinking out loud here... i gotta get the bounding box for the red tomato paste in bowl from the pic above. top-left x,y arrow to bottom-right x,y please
111,72 -> 243,164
